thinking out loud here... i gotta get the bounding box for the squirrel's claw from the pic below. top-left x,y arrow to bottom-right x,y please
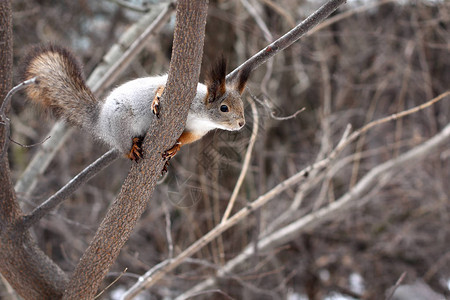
151,98 -> 160,118
152,86 -> 164,118
161,141 -> 181,174
126,136 -> 144,162
162,142 -> 181,160
161,158 -> 171,175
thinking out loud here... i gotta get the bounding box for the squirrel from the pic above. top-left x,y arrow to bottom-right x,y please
23,44 -> 252,164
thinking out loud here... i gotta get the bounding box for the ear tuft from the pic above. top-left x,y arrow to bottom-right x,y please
236,63 -> 252,94
206,55 -> 227,103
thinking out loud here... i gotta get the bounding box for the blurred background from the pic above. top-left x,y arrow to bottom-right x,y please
5,0 -> 450,299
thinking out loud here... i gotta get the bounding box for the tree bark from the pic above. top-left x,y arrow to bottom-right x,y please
0,1 -> 68,299
62,0 -> 209,298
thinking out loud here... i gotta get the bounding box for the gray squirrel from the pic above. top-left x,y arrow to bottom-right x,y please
23,45 -> 251,162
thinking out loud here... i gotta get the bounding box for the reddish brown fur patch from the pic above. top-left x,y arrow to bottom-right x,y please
178,130 -> 202,145
162,130 -> 202,159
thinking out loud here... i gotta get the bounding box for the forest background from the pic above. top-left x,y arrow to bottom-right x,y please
2,0 -> 449,299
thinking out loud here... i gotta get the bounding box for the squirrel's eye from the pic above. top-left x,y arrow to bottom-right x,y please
220,105 -> 229,112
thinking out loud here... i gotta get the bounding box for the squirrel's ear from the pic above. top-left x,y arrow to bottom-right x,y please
205,55 -> 226,103
235,64 -> 252,94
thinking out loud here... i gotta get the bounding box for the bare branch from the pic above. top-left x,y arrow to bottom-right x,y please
94,268 -> 128,300
8,135 -> 51,149
0,77 -> 37,159
91,1 -> 176,96
340,90 -> 450,153
240,0 -> 273,41
306,0 -> 395,37
19,149 -> 120,231
109,0 -> 153,12
227,0 -> 346,81
121,260 -> 171,300
386,272 -> 407,300
162,201 -> 174,259
250,91 -> 305,120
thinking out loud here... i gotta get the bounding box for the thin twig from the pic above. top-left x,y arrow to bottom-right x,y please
249,91 -> 305,120
340,90 -> 450,153
306,0 -> 395,37
424,251 -> 450,281
227,0 -> 346,81
162,201 -> 174,259
313,46 -> 334,209
9,135 -> 51,148
120,260 -> 171,300
176,258 -> 278,299
349,79 -> 388,188
109,0 -> 153,12
178,289 -> 236,300
94,268 -> 128,299
260,0 -> 295,27
269,106 -> 305,121
0,77 -> 38,159
91,1 -> 176,96
14,122 -> 72,198
19,149 -> 120,231
240,0 -> 273,41
222,96 -> 259,223
385,272 -> 407,300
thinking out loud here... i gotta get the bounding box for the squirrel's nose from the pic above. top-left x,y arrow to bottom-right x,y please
238,120 -> 245,128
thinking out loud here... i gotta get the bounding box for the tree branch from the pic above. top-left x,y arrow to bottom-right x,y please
226,0 -> 346,81
0,77 -> 37,159
0,2 -> 67,298
19,149 -> 120,231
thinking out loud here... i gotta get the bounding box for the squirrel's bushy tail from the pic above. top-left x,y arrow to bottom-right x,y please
23,44 -> 99,128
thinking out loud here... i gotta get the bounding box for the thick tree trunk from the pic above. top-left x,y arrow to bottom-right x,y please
0,1 -> 68,299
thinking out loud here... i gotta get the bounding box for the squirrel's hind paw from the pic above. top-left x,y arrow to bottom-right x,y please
126,136 -> 144,162
161,158 -> 171,175
162,142 -> 181,160
151,86 -> 164,118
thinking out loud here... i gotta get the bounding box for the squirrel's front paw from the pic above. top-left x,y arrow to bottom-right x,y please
151,86 -> 164,118
126,136 -> 144,162
162,142 -> 181,160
